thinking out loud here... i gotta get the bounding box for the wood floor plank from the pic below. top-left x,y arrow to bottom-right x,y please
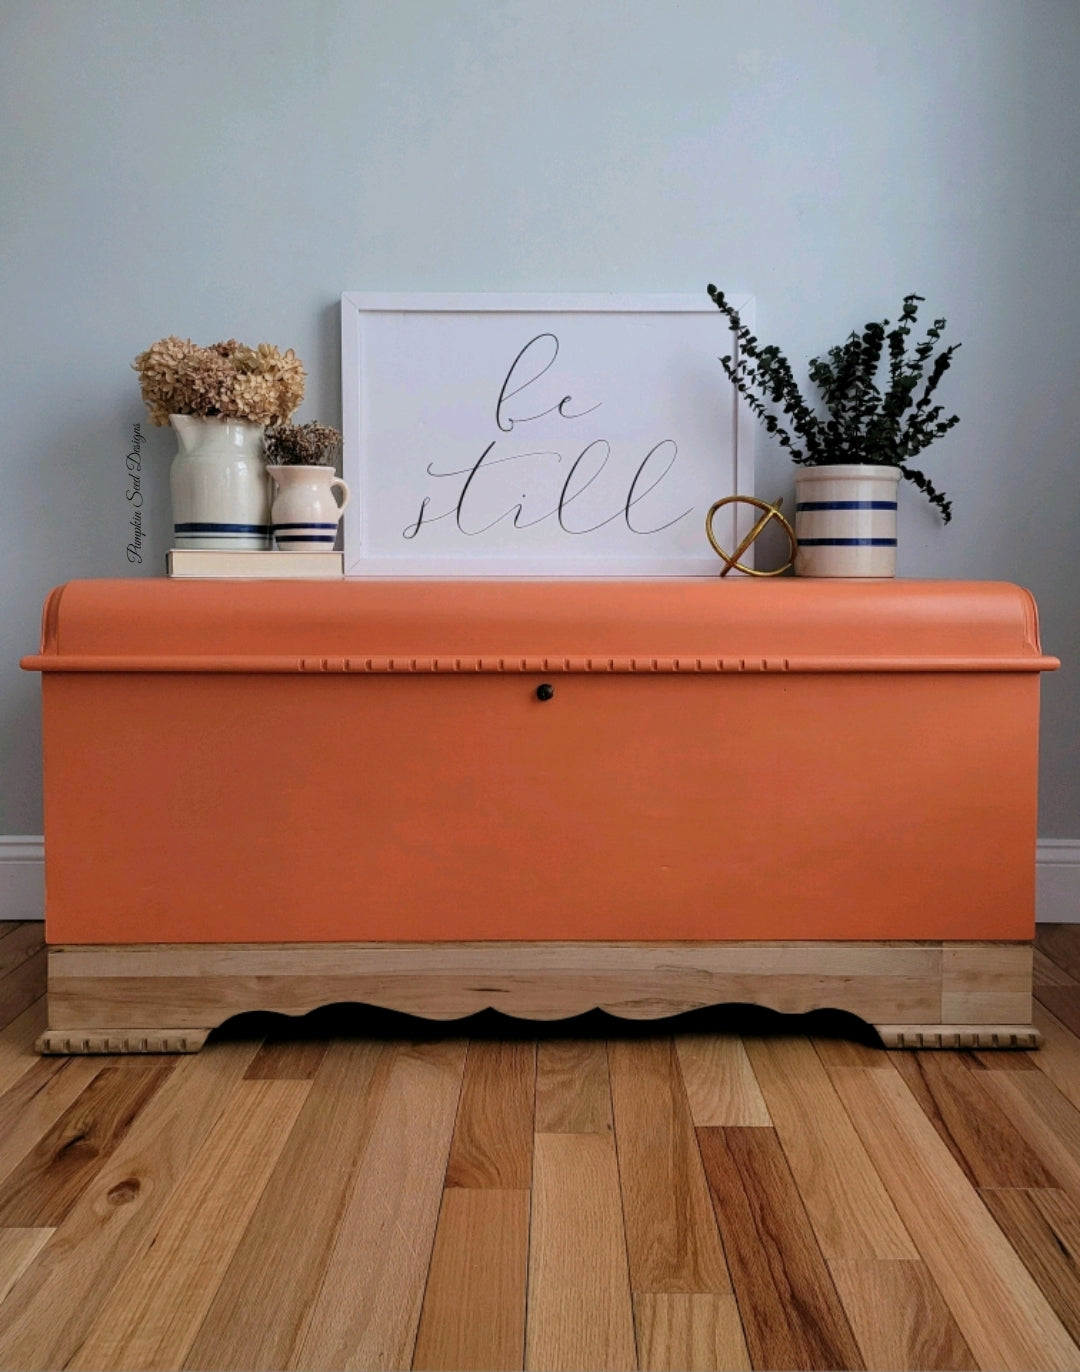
1033,1000 -> 1080,1112
828,1064 -> 1080,1370
69,1079 -> 309,1371
811,1036 -> 891,1069
0,1056 -> 102,1191
979,1188 -> 1080,1348
696,1126 -> 863,1371
743,1036 -> 916,1259
0,1057 -> 175,1226
888,1050 -> 1056,1188
0,948 -> 46,1031
0,997 -> 47,1097
289,1039 -> 467,1371
980,1070 -> 1080,1208
244,1035 -> 329,1080
0,1228 -> 52,1308
526,1132 -> 636,1372
0,1037 -> 259,1372
1038,986 -> 1080,1039
1035,946 -> 1077,988
0,921 -> 23,942
608,1037 -> 730,1294
1036,926 -> 1080,983
445,1040 -> 535,1189
0,923 -> 43,983
535,1039 -> 612,1133
633,1293 -> 749,1371
674,1034 -> 770,1126
827,1259 -> 977,1370
965,1047 -> 1038,1070
185,1037 -> 396,1372
412,1188 -> 528,1371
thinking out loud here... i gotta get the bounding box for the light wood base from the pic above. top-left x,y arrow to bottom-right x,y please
38,939 -> 1036,1053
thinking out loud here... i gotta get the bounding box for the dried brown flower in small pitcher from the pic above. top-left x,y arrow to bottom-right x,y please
133,337 -> 306,426
265,421 -> 343,466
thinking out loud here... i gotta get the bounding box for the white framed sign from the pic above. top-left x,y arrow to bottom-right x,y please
341,293 -> 754,577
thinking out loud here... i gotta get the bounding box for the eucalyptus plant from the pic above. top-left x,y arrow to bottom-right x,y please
707,286 -> 959,522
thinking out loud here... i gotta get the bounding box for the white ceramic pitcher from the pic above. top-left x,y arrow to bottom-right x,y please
268,465 -> 350,551
170,416 -> 270,550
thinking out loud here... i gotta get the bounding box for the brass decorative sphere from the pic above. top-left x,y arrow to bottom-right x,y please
705,495 -> 797,577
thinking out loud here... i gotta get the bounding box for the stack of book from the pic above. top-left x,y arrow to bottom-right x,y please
167,550 -> 344,579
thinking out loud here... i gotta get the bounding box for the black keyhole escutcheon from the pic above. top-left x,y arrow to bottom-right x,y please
536,683 -> 555,702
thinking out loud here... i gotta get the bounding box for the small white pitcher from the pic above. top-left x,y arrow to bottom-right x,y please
267,465 -> 350,551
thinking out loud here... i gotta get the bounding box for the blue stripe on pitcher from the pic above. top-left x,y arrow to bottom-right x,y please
175,522 -> 271,534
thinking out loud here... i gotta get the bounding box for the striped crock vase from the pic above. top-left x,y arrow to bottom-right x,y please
169,416 -> 271,550
268,465 -> 350,551
794,463 -> 901,577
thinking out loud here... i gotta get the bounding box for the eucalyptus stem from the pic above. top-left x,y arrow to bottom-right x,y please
706,285 -> 958,523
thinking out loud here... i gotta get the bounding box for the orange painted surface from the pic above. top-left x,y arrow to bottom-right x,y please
24,579 -> 1057,945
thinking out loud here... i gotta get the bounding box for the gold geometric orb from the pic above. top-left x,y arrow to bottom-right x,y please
705,495 -> 798,577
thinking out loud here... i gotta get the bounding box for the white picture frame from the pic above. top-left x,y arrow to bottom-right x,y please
340,292 -> 754,577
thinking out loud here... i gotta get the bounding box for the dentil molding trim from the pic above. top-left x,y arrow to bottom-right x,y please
2,836 -> 1079,923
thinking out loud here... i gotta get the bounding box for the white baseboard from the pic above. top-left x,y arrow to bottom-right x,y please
0,837 -> 44,921
2,835 -> 1079,925
1037,840 -> 1080,923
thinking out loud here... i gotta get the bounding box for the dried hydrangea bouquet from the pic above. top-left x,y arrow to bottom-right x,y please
133,336 -> 306,550
264,422 -> 350,552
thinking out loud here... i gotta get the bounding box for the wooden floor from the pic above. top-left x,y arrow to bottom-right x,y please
4,927 -> 1080,1369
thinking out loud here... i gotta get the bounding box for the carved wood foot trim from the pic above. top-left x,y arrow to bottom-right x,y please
874,1024 -> 1041,1050
36,1027 -> 211,1055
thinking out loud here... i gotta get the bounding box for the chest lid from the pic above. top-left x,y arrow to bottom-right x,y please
23,578 -> 1057,675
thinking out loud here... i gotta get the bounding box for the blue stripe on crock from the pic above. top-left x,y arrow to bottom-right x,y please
797,538 -> 898,546
795,501 -> 897,511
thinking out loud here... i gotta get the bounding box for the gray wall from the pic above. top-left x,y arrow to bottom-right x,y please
2,0 -> 1078,835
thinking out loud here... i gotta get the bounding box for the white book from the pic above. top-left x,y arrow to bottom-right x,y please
167,550 -> 344,579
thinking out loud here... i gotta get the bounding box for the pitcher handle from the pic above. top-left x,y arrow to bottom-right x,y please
330,477 -> 351,514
